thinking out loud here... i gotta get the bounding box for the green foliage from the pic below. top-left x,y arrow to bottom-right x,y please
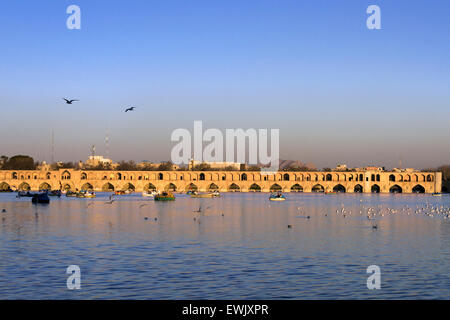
1,155 -> 36,170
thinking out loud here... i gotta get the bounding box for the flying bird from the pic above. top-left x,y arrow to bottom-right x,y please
63,98 -> 78,104
125,107 -> 136,112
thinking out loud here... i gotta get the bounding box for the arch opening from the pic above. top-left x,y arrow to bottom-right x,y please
291,184 -> 303,192
249,183 -> 261,192
144,183 -> 157,191
102,183 -> 115,192
333,184 -> 346,193
208,183 -> 219,191
371,184 -> 380,193
412,184 -> 425,193
270,184 -> 282,192
18,182 -> 31,191
39,183 -> 52,191
81,183 -> 93,191
229,183 -> 241,192
0,182 -> 11,191
186,183 -> 198,192
165,183 -> 177,192
312,184 -> 324,193
389,185 -> 402,194
122,183 -> 135,191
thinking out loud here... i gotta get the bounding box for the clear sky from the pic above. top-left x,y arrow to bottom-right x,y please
0,0 -> 449,169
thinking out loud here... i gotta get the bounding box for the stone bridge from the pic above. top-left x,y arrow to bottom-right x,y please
0,169 -> 443,194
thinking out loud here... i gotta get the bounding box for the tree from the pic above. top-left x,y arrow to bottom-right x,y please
116,160 -> 137,171
2,155 -> 36,170
158,161 -> 174,171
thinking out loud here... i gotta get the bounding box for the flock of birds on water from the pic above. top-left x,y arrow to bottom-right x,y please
63,98 -> 136,112
2,195 -> 450,233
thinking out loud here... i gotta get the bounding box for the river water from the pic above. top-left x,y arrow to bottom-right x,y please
0,192 -> 449,299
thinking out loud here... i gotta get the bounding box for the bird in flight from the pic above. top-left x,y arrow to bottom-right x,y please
125,107 -> 136,112
63,98 -> 78,104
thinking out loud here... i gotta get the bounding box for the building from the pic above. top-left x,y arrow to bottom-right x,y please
85,156 -> 113,168
188,160 -> 242,171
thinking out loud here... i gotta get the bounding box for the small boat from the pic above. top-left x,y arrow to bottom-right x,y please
325,191 -> 337,195
48,190 -> 62,197
269,192 -> 286,201
66,191 -> 78,197
432,193 -> 442,197
32,193 -> 50,204
17,191 -> 33,197
186,190 -> 196,195
142,190 -> 157,197
76,191 -> 96,198
191,193 -> 214,198
212,190 -> 221,197
115,190 -> 126,195
154,191 -> 175,201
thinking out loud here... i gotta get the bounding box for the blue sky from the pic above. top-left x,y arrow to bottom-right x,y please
0,0 -> 449,169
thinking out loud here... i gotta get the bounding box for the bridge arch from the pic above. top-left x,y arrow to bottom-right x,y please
354,184 -> 363,193
39,182 -> 52,191
229,183 -> 241,192
283,173 -> 290,181
62,184 -> 72,191
208,183 -> 219,191
249,183 -> 261,192
241,173 -> 248,181
199,173 -> 205,181
102,183 -> 115,192
333,184 -> 346,193
389,174 -> 395,182
389,185 -> 402,193
270,183 -> 282,192
326,174 -> 332,181
144,183 -> 157,191
165,183 -> 177,192
371,184 -> 380,193
291,184 -> 303,192
81,183 -> 93,191
81,172 -> 88,180
312,184 -> 325,193
18,182 -> 31,191
412,184 -> 425,193
122,183 -> 135,191
0,182 -> 11,191
186,183 -> 198,192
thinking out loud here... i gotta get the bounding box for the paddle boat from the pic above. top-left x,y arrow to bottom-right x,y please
17,191 -> 33,197
66,191 -> 78,197
212,190 -> 221,197
48,190 -> 62,197
32,193 -> 50,204
191,192 -> 214,198
269,192 -> 286,201
142,190 -> 157,197
76,190 -> 96,198
432,193 -> 442,197
154,191 -> 175,201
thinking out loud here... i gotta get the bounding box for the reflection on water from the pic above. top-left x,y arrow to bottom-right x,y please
0,192 -> 449,299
